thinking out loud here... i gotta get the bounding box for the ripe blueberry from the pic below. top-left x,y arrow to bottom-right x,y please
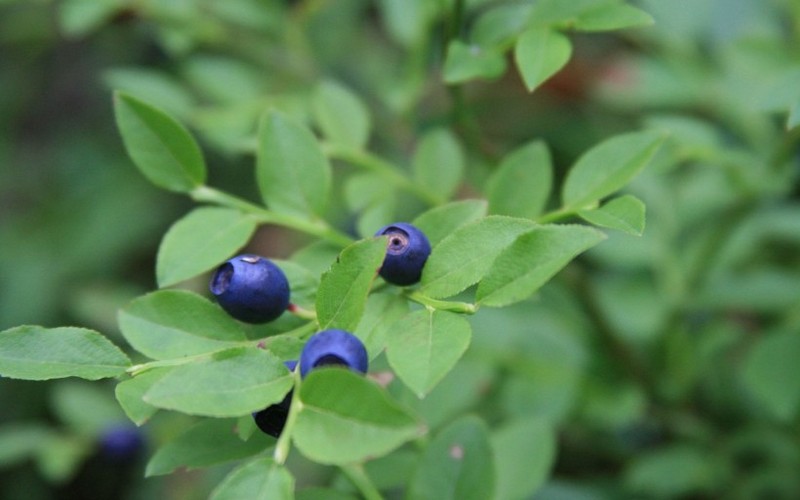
253,360 -> 297,438
299,329 -> 368,378
375,222 -> 431,286
209,254 -> 290,323
99,424 -> 144,460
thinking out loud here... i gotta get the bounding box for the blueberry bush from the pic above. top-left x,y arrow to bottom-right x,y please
1,0 -> 800,499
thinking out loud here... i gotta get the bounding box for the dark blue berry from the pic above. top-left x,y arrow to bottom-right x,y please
210,254 -> 290,323
375,222 -> 431,286
253,360 -> 297,438
299,329 -> 368,378
99,424 -> 144,460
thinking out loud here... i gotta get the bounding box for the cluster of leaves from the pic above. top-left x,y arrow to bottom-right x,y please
2,0 -> 800,498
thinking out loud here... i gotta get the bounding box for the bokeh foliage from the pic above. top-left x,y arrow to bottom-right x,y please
1,0 -> 800,498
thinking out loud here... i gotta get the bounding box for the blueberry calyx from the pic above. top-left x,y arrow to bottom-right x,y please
375,222 -> 431,286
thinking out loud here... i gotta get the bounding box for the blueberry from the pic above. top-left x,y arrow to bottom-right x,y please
299,329 -> 368,378
253,360 -> 297,438
209,254 -> 290,323
375,222 -> 431,286
99,424 -> 144,460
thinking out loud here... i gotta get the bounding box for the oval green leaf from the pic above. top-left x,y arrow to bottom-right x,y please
293,369 -> 423,465
419,216 -> 538,299
407,415 -> 495,500
115,368 -> 171,426
487,140 -> 553,219
113,91 -> 206,192
491,418 -> 556,500
211,457 -> 294,500
514,27 -> 572,92
573,3 -> 654,32
443,40 -> 507,84
316,237 -> 387,332
742,329 -> 800,421
578,194 -> 646,235
118,290 -> 248,360
562,130 -> 666,210
146,418 -> 271,476
313,80 -> 371,150
0,326 -> 130,380
257,110 -> 332,217
156,207 -> 257,287
477,224 -> 606,307
144,347 -> 294,417
412,199 -> 488,248
412,128 -> 465,203
385,310 -> 472,398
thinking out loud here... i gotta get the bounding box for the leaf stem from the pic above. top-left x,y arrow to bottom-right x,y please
341,463 -> 385,500
322,143 -> 442,206
406,291 -> 477,314
273,366 -> 303,464
287,303 -> 317,321
190,185 -> 355,247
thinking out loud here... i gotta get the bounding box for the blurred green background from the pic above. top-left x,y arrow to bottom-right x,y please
1,0 -> 800,498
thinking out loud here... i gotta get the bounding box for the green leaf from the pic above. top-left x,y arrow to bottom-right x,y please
117,290 -> 248,360
257,110 -> 332,217
156,207 -> 257,287
274,259 -> 319,311
36,434 -> 90,483
0,424 -> 55,467
578,194 -> 646,235
408,415 -> 495,500
386,310 -> 472,398
113,91 -> 206,192
624,445 -> 726,498
51,381 -> 125,436
115,368 -> 171,426
0,326 -> 130,380
354,292 -> 410,359
419,216 -> 537,299
573,3 -> 654,32
742,330 -> 800,421
103,66 -> 194,120
443,40 -> 506,84
211,457 -> 294,500
144,347 -> 293,417
313,80 -> 371,150
471,3 -> 534,48
487,140 -> 553,219
316,238 -> 387,332
293,369 -> 422,465
296,488 -> 359,500
60,0 -> 125,37
514,27 -> 572,92
413,199 -> 488,247
377,0 -> 434,47
562,130 -> 666,209
146,418 -> 271,476
527,0 -> 607,26
477,225 -> 605,307
412,128 -> 465,202
491,418 -> 556,500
